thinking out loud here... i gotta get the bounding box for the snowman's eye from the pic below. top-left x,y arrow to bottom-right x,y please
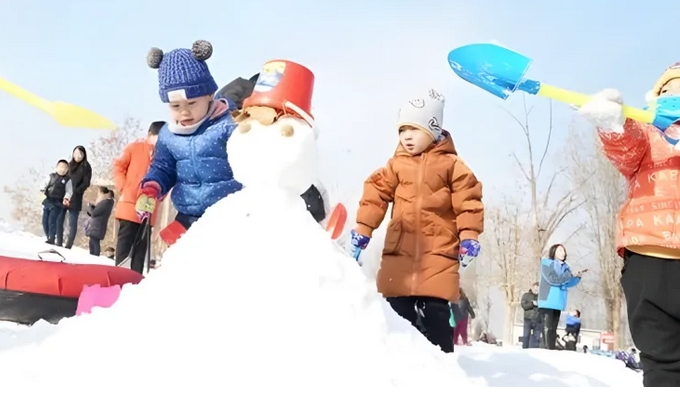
280,124 -> 294,137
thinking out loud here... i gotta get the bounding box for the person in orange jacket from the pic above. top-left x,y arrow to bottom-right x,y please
112,121 -> 165,273
578,63 -> 680,386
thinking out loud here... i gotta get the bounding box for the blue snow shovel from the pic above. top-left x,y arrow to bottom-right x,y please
447,43 -> 680,131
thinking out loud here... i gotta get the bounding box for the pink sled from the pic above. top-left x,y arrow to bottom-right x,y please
76,284 -> 122,316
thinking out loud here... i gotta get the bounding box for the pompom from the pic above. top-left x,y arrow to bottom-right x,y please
192,40 -> 213,61
147,47 -> 164,69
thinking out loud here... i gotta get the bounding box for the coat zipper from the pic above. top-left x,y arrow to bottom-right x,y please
412,153 -> 426,295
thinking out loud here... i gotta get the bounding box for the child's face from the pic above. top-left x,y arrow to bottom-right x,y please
555,245 -> 567,261
168,95 -> 212,126
661,79 -> 680,97
399,125 -> 433,155
56,162 -> 68,176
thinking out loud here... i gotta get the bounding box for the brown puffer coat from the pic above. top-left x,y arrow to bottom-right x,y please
355,133 -> 484,302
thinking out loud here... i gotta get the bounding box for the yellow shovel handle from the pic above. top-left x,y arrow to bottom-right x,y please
0,76 -> 53,114
537,84 -> 654,124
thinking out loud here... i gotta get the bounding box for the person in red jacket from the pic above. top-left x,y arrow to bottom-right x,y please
112,121 -> 165,273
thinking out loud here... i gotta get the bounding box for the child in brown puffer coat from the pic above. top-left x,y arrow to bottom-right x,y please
349,89 -> 484,353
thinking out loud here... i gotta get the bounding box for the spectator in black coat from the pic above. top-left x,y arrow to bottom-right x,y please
84,186 -> 114,256
61,145 -> 92,248
520,282 -> 542,349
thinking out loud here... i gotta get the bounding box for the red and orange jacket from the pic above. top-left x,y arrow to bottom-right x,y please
599,119 -> 680,259
113,139 -> 159,226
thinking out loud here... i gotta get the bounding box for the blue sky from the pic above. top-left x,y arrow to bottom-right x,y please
0,0 -> 671,227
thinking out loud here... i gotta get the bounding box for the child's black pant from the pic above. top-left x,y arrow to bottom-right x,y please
386,296 -> 454,353
621,249 -> 680,387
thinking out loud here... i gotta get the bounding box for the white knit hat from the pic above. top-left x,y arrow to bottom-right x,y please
397,89 -> 446,141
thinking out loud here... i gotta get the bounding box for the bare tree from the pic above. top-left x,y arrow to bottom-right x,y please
88,117 -> 143,184
505,98 -> 585,266
482,196 -> 531,344
566,121 -> 627,348
3,165 -> 49,236
492,98 -> 585,343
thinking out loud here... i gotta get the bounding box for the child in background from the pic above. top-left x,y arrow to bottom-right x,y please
84,186 -> 115,256
41,159 -> 72,245
564,309 -> 581,351
136,40 -> 241,243
349,89 -> 484,353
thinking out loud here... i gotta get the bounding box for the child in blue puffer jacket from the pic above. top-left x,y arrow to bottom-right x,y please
136,40 -> 241,243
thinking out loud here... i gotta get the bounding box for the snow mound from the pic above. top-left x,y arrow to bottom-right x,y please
0,191 -> 640,410
0,192 -> 642,410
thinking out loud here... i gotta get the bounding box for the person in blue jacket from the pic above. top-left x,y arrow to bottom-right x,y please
135,40 -> 241,234
537,243 -> 587,350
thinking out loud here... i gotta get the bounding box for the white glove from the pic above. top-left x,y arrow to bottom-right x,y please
578,88 -> 625,133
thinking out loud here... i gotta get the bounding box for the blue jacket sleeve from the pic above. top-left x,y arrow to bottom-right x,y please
142,138 -> 177,196
563,276 -> 581,289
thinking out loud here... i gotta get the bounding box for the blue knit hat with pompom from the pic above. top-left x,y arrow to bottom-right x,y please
147,40 -> 218,103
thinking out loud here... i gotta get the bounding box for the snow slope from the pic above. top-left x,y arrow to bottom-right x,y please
0,118 -> 641,412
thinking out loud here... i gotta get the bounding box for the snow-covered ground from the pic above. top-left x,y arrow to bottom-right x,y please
0,117 -> 642,413
0,195 -> 641,408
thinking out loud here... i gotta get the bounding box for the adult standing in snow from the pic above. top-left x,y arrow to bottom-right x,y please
537,244 -> 586,350
84,186 -> 115,256
349,89 -> 484,353
112,121 -> 165,272
451,288 -> 475,346
577,65 -> 680,387
520,282 -> 542,349
61,145 -> 92,248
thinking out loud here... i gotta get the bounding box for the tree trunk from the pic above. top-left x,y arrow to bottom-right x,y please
504,302 -> 515,345
612,289 -> 624,349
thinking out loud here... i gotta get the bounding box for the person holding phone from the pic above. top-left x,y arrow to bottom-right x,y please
537,243 -> 586,350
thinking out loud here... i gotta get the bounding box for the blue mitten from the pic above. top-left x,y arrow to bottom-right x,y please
349,229 -> 371,260
459,239 -> 481,268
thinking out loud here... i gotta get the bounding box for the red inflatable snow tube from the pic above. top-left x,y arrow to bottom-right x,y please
0,254 -> 143,325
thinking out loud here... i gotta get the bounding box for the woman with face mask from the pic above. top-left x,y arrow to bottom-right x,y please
537,244 -> 587,350
60,145 -> 92,248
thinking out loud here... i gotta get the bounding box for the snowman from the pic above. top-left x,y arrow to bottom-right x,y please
227,60 -> 332,225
